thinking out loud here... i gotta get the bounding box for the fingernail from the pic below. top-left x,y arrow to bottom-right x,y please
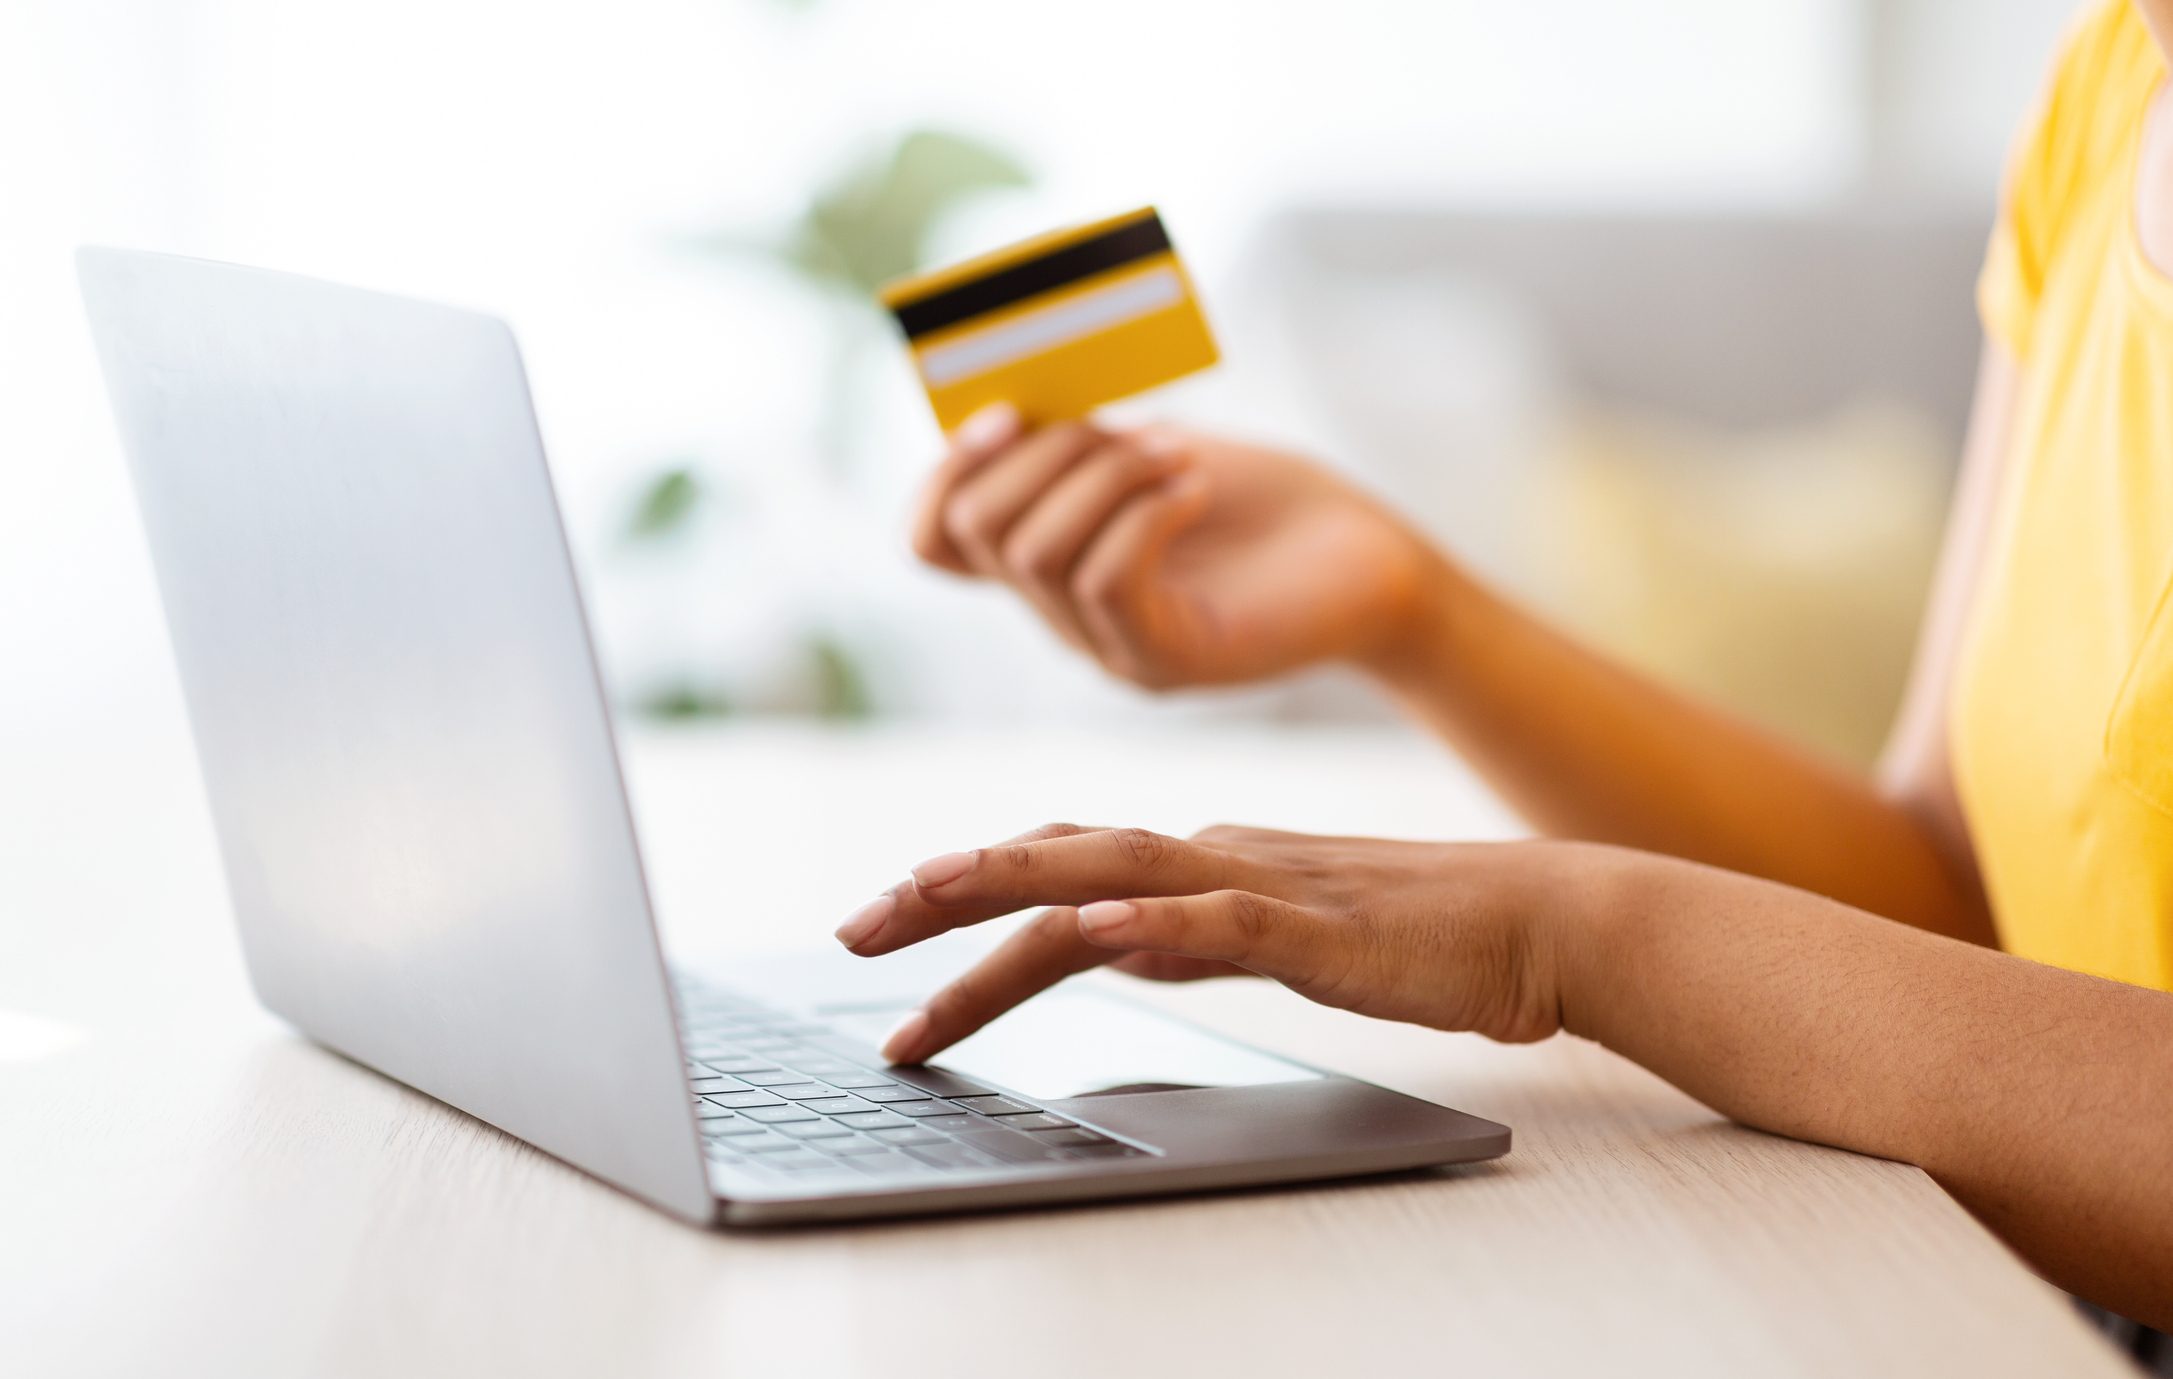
911,851 -> 976,889
881,1009 -> 931,1064
953,403 -> 1020,451
833,894 -> 892,948
1077,900 -> 1134,934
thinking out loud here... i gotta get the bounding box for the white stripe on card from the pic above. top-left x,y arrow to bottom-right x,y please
915,266 -> 1185,386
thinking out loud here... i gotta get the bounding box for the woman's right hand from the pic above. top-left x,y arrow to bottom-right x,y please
836,821 -> 1629,1063
910,405 -> 1446,689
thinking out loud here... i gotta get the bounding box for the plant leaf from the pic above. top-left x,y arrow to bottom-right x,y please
675,127 -> 1031,300
638,681 -> 733,719
808,634 -> 873,719
625,466 -> 704,542
803,128 -> 1031,293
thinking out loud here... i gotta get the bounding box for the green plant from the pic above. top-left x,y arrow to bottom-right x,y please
638,680 -> 735,719
622,464 -> 708,544
806,632 -> 872,720
711,128 -> 1032,300
614,122 -> 1030,719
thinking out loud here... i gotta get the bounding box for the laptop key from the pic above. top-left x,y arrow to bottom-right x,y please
952,1095 -> 1035,1117
768,1084 -> 837,1101
887,1067 -> 998,1098
991,1112 -> 1074,1131
825,1135 -> 898,1156
712,1119 -> 773,1136
776,1118 -> 854,1140
806,1096 -> 878,1116
843,1149 -> 939,1176
765,1150 -> 844,1172
914,1115 -> 979,1133
834,1110 -> 911,1131
752,1044 -> 826,1063
732,1132 -> 808,1153
888,1100 -> 966,1118
707,1090 -> 786,1110
858,1084 -> 932,1104
686,1047 -> 732,1063
818,1072 -> 896,1089
687,1076 -> 743,1094
692,1101 -> 737,1120
903,1142 -> 1003,1171
735,1070 -> 804,1087
738,1103 -> 820,1124
868,1126 -> 945,1146
1031,1127 -> 1110,1146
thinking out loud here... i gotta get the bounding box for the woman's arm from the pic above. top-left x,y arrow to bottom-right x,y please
908,350 -> 2018,943
1359,347 -> 2019,942
1571,853 -> 2173,1330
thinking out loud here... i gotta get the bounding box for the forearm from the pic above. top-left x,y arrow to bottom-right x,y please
1563,856 -> 2173,1327
1363,556 -> 1991,942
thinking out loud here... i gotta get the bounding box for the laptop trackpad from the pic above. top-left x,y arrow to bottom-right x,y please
830,988 -> 1321,1101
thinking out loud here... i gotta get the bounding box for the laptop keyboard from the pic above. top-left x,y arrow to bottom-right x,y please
675,978 -> 1151,1185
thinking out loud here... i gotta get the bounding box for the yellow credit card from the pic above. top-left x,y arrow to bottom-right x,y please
879,206 -> 1219,431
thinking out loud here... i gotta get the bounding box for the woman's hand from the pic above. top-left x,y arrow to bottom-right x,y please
834,830 -> 2173,1327
910,406 -> 1444,689
833,821 -> 1651,1064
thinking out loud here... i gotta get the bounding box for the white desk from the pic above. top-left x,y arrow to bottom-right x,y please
0,719 -> 2128,1378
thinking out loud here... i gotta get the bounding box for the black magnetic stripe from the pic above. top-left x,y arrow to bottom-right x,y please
892,213 -> 1171,340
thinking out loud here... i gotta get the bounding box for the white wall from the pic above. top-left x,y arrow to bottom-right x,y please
1862,0 -> 2084,190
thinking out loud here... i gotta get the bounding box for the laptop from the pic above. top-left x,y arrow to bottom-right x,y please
76,247 -> 1510,1226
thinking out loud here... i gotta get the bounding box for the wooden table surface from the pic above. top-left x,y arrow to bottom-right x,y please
0,717 -> 2130,1378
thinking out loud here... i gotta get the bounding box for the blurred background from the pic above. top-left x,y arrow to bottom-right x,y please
0,0 -> 2081,771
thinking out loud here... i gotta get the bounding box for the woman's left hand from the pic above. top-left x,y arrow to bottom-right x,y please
833,822 -> 1651,1064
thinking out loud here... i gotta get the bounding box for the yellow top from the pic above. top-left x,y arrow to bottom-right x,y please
1954,0 -> 2173,989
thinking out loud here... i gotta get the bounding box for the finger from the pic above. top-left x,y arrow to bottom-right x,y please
880,906 -> 1109,1064
997,439 -> 1189,653
845,826 -> 1257,957
833,821 -> 1096,952
1070,470 -> 1213,683
910,403 -> 1024,575
1076,890 -> 1330,991
1109,951 -> 1253,983
940,422 -> 1106,579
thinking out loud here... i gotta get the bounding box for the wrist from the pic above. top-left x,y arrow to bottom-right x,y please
1351,543 -> 1470,690
1546,845 -> 1673,1045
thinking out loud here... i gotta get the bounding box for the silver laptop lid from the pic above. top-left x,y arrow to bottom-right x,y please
77,248 -> 711,1222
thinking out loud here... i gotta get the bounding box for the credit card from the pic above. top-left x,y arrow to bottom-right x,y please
879,206 -> 1219,431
